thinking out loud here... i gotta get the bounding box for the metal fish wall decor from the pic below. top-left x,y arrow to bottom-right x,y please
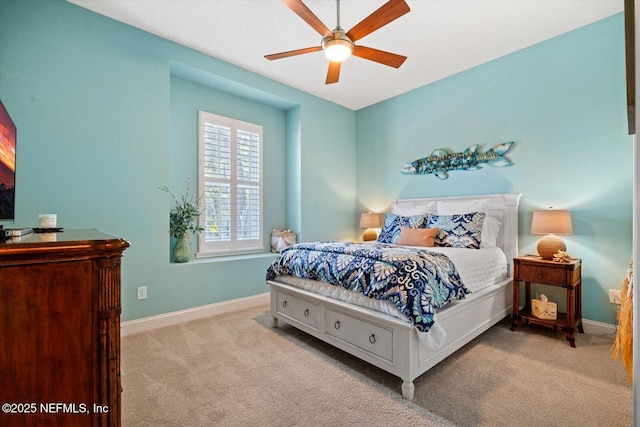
401,142 -> 516,180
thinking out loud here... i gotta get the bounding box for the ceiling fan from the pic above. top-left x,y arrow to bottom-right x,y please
265,0 -> 410,84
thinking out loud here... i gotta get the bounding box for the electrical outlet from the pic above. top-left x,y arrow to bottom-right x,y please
609,289 -> 621,304
137,286 -> 147,300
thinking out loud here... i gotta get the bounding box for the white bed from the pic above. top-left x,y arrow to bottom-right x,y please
267,193 -> 521,400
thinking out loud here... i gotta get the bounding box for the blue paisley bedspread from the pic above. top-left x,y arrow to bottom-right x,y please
266,241 -> 470,333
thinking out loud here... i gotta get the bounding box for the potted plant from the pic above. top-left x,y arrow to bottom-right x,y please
159,177 -> 204,263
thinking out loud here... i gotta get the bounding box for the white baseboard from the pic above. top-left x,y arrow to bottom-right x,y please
121,294 -> 617,339
121,292 -> 270,336
582,318 -> 617,337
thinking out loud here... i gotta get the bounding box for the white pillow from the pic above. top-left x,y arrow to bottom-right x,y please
437,198 -> 490,215
392,201 -> 437,217
480,216 -> 501,248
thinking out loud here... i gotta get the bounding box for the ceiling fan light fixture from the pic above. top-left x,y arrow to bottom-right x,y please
322,31 -> 353,62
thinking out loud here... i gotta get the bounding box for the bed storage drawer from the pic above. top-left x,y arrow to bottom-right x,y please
325,309 -> 393,361
276,291 -> 320,330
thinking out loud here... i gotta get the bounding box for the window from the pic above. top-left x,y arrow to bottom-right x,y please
198,111 -> 263,256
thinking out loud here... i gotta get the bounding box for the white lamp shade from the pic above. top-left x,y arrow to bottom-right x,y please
360,212 -> 381,229
531,210 -> 573,235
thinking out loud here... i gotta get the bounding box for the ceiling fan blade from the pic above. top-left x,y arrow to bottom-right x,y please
346,0 -> 410,42
326,61 -> 341,84
282,0 -> 332,37
352,45 -> 407,68
265,46 -> 323,61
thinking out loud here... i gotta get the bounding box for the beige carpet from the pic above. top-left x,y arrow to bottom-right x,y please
121,304 -> 632,427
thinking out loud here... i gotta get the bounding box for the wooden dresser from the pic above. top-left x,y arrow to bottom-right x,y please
0,229 -> 129,427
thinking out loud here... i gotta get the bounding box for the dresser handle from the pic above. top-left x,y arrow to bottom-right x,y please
304,309 -> 309,317
282,300 -> 287,308
334,321 -> 341,330
369,334 -> 376,344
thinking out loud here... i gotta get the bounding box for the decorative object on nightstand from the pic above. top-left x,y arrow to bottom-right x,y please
552,250 -> 574,263
531,208 -> 573,260
511,256 -> 583,347
360,212 -> 381,241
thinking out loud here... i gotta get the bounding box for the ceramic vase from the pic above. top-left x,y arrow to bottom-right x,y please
173,233 -> 191,263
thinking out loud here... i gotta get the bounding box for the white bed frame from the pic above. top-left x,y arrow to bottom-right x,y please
268,193 -> 521,400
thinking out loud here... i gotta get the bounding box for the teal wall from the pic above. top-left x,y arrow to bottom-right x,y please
0,0 -> 630,325
356,14 -> 632,325
0,0 -> 356,321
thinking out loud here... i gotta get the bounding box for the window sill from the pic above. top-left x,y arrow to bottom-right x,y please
170,251 -> 279,265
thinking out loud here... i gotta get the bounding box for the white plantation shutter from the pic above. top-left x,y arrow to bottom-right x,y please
198,111 -> 263,256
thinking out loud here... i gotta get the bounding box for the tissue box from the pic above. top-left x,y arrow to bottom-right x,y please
531,298 -> 557,320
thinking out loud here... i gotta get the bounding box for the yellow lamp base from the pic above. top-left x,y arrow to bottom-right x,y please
537,234 -> 566,260
362,228 -> 377,241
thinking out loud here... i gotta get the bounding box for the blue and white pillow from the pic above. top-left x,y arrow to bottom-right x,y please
428,212 -> 486,249
377,213 -> 430,244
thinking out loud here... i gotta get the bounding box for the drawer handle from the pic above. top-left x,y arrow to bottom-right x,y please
369,334 -> 376,344
334,321 -> 341,330
304,309 -> 309,317
282,300 -> 287,308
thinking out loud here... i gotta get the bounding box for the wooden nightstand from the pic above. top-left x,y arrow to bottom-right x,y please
510,256 -> 583,347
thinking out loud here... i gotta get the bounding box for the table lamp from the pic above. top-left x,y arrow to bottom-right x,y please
531,208 -> 573,260
360,212 -> 381,241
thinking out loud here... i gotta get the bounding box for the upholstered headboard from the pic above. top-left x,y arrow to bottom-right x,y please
393,193 -> 522,277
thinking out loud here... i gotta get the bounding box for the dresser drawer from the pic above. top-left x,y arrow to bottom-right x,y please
517,263 -> 567,285
276,292 -> 320,330
325,309 -> 393,361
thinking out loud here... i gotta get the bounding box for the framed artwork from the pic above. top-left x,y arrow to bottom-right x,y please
0,100 -> 16,220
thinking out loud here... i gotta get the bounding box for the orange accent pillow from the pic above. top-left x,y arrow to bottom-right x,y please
397,227 -> 439,247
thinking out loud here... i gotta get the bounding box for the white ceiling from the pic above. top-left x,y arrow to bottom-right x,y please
68,0 -> 623,110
